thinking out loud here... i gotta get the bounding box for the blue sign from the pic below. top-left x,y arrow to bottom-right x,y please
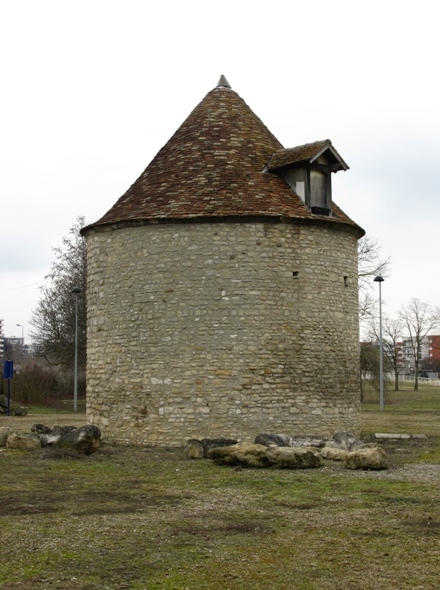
3,360 -> 13,379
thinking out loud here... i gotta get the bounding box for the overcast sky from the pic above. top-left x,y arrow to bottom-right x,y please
1,0 -> 439,341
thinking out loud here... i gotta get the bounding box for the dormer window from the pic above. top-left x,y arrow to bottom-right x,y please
310,169 -> 327,210
266,140 -> 349,217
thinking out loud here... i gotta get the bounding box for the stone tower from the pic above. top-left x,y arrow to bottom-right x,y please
82,76 -> 364,446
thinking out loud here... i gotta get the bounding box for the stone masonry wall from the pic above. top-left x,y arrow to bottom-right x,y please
85,221 -> 361,446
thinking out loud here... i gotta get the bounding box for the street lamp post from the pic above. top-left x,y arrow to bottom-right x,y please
374,276 -> 385,410
16,323 -> 24,368
72,287 -> 82,412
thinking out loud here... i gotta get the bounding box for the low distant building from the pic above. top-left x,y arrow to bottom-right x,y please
4,336 -> 24,348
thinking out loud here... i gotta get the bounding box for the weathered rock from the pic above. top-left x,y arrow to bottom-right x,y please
185,439 -> 205,458
57,425 -> 102,455
6,432 -> 41,450
185,437 -> 238,459
42,425 -> 102,455
52,425 -> 78,436
0,394 -> 7,412
289,437 -> 327,449
266,446 -> 323,469
208,442 -> 323,470
31,424 -> 53,434
254,433 -> 292,447
321,446 -> 348,461
254,432 -> 326,449
0,427 -> 16,447
208,442 -> 271,468
39,433 -> 63,447
345,446 -> 388,470
13,406 -> 28,416
327,431 -> 361,451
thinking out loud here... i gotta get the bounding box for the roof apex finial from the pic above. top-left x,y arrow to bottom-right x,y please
216,75 -> 231,89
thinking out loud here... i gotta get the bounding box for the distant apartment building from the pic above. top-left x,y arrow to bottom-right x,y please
398,335 -> 440,373
0,319 -> 4,361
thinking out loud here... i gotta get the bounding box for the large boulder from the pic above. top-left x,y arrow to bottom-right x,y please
266,446 -> 323,469
321,447 -> 348,461
208,442 -> 324,470
185,439 -> 205,458
0,427 -> 15,447
52,425 -> 102,455
208,442 -> 271,468
6,432 -> 41,450
39,425 -> 102,455
38,425 -> 78,447
345,446 -> 388,470
185,438 -> 238,459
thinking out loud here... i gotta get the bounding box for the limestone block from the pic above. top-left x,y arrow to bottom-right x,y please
321,447 -> 348,461
208,442 -> 271,468
266,446 -> 323,469
0,427 -> 15,447
6,433 -> 41,450
345,446 -> 388,470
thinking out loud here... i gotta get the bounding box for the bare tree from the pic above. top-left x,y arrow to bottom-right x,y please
360,341 -> 380,402
369,315 -> 404,391
31,217 -> 87,374
399,298 -> 440,391
382,317 -> 404,391
357,236 -> 390,322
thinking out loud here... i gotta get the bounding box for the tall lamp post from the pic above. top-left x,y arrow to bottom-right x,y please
374,276 -> 384,410
16,323 -> 24,368
72,287 -> 82,412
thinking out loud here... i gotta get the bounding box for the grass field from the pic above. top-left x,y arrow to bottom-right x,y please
361,380 -> 440,437
0,385 -> 439,590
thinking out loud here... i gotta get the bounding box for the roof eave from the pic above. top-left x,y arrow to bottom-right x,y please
81,212 -> 365,239
309,144 -> 349,171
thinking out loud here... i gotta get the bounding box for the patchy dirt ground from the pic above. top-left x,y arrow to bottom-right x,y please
1,417 -> 440,590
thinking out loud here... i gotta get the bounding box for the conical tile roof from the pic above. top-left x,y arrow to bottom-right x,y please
86,79 -> 363,236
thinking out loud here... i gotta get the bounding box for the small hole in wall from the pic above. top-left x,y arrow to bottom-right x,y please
344,276 -> 349,287
292,271 -> 299,279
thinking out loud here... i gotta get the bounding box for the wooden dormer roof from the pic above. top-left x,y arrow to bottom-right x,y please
267,140 -> 349,173
84,77 -> 363,237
